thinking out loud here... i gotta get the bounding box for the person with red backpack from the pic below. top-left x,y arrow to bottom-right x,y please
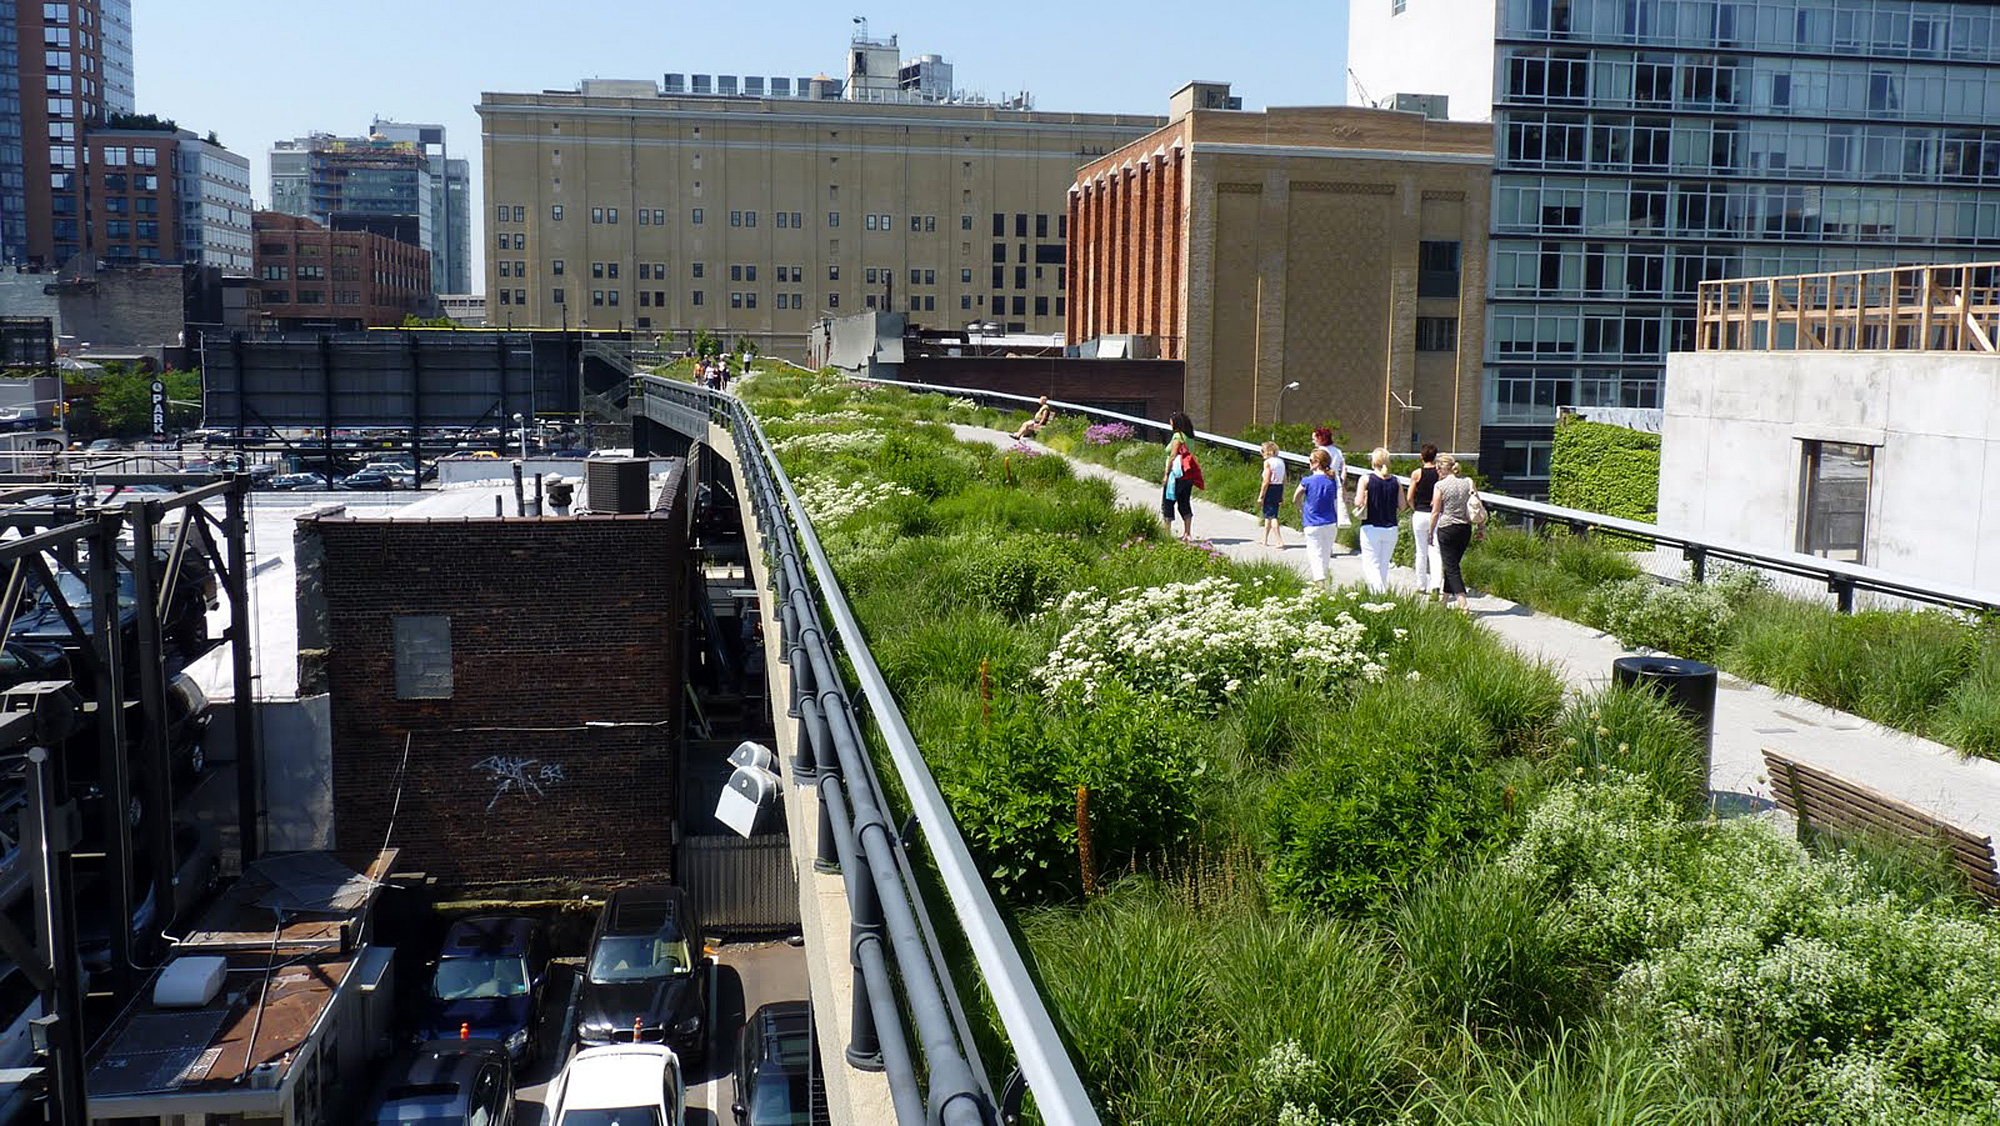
1160,412 -> 1203,540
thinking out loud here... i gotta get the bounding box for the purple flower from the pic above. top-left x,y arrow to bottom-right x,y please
1084,422 -> 1138,445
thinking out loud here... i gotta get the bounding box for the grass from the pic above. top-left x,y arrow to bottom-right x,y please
741,368 -> 2000,1124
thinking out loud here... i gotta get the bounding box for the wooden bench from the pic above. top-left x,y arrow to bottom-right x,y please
1762,748 -> 2000,904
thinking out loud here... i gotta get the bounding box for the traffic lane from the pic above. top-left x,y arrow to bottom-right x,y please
517,940 -> 808,1125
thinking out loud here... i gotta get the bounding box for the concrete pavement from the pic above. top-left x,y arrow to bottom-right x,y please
954,425 -> 2000,844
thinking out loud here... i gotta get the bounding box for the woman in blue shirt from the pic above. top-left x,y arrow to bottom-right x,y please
1292,447 -> 1342,585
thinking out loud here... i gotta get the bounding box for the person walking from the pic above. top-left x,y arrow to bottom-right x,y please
1407,444 -> 1443,598
1425,452 -> 1485,612
1161,430 -> 1197,540
1259,440 -> 1287,547
1292,448 -> 1342,585
1354,447 -> 1404,592
1310,426 -> 1350,553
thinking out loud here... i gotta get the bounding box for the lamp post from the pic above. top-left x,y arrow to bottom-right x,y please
1272,380 -> 1302,439
513,412 -> 526,460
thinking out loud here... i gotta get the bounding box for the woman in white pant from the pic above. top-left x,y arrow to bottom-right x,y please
1406,443 -> 1444,596
1353,447 -> 1405,593
1292,447 -> 1343,585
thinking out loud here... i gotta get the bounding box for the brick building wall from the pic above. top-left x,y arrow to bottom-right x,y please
315,478 -> 688,887
901,355 -> 1183,420
252,211 -> 432,330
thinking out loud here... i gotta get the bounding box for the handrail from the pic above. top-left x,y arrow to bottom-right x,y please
861,376 -> 2000,615
634,375 -> 1101,1124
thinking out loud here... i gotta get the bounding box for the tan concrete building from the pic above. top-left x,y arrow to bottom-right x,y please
478,81 -> 1163,356
1068,82 -> 1493,450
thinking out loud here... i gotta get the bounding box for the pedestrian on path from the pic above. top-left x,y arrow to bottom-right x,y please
1426,452 -> 1485,612
1293,447 -> 1342,585
1354,446 -> 1404,592
1407,444 -> 1443,598
1161,431 -> 1201,540
1259,440 -> 1287,547
1310,426 -> 1351,552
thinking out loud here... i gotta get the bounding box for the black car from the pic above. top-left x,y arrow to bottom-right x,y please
574,886 -> 710,1064
9,555 -> 212,661
362,1039 -> 513,1126
732,1001 -> 827,1125
415,915 -> 548,1065
337,469 -> 400,490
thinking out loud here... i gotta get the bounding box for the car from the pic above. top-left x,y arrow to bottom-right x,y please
9,558 -> 210,661
84,438 -> 124,453
415,915 -> 549,1064
337,469 -> 401,490
574,886 -> 710,1063
362,1039 -> 514,1126
269,472 -> 332,490
545,1044 -> 684,1126
731,1001 -> 825,1126
77,823 -> 220,975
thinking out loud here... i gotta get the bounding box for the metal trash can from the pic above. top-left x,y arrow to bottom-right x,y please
1612,656 -> 1718,786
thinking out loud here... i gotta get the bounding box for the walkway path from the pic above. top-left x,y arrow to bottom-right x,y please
953,425 -> 2000,843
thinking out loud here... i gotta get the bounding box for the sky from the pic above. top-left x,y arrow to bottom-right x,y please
134,0 -> 1351,281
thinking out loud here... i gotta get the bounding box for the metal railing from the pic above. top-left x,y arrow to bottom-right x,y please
862,376 -> 2000,615
635,376 -> 1100,1125
1698,261 -> 2000,353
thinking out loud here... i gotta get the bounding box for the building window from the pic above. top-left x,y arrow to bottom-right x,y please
498,262 -> 511,278
1393,0 -> 1406,13
865,214 -> 877,230
607,262 -> 619,279
829,265 -> 839,280
693,291 -> 704,306
693,263 -> 704,278
592,290 -> 604,306
261,289 -> 289,303
552,205 -> 564,221
513,205 -> 525,223
961,215 -> 973,231
498,290 -> 512,305
692,208 -> 703,225
552,259 -> 564,276
745,292 -> 756,308
745,211 -> 755,227
607,208 -> 618,224
592,207 -> 604,223
828,293 -> 839,308
639,209 -> 651,226
1034,296 -> 1047,316
654,291 -> 664,306
776,212 -> 788,228
608,289 -> 619,306
876,214 -> 889,229
393,615 -> 453,700
961,295 -> 972,309
553,287 -> 565,305
792,212 -> 802,227
732,265 -> 743,281
513,233 -> 525,249
731,292 -> 743,308
828,212 -> 840,228
1418,240 -> 1461,297
1798,441 -> 1872,563
653,209 -> 665,225
593,262 -> 605,278
1416,316 -> 1458,351
731,210 -> 743,227
639,263 -> 651,280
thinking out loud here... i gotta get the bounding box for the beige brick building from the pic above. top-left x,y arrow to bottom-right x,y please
477,81 -> 1162,355
1068,83 -> 1493,450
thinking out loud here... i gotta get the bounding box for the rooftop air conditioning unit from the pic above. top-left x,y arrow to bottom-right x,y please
153,956 -> 227,1008
586,457 -> 650,515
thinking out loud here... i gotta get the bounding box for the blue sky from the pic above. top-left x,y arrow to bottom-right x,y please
135,0 -> 1350,274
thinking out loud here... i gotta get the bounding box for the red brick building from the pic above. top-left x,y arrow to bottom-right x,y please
83,128 -> 176,264
252,211 -> 431,331
308,469 -> 690,887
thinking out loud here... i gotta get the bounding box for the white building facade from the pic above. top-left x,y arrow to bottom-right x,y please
175,134 -> 253,275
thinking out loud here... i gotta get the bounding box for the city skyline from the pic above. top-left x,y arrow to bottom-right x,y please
134,0 -> 1354,287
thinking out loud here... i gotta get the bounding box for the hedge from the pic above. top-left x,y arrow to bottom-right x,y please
1547,415 -> 1659,526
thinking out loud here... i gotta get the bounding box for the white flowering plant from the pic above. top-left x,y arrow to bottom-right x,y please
790,472 -> 913,526
1033,576 -> 1403,709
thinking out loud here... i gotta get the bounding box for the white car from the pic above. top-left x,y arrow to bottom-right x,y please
545,1043 -> 685,1126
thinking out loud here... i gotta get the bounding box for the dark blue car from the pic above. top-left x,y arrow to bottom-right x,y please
415,916 -> 549,1065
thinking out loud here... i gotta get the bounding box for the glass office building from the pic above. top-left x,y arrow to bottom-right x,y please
1482,0 -> 2000,491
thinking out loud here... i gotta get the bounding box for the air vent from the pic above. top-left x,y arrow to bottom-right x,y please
586,458 -> 650,514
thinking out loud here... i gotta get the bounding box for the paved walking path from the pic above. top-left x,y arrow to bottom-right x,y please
954,425 -> 2000,843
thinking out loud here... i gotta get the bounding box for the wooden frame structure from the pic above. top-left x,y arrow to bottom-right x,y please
1698,262 -> 2000,352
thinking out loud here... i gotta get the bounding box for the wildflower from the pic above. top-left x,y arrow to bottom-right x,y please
1405,670 -> 1423,682
1596,726 -> 1611,738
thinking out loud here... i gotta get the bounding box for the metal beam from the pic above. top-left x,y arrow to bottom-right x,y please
88,517 -> 134,989
224,480 -> 260,863
127,504 -> 177,952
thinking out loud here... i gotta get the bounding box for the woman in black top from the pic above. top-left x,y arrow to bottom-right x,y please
1407,444 -> 1441,598
1354,446 -> 1405,593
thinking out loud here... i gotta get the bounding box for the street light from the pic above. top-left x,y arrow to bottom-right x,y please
513,412 -> 526,460
1272,381 -> 1302,439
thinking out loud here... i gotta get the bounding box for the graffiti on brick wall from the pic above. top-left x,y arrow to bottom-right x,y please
472,754 -> 568,812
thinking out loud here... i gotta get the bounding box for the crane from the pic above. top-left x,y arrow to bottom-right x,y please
1348,67 -> 1379,109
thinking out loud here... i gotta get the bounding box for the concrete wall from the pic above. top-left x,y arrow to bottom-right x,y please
315,471 -> 689,887
1660,351 -> 2000,591
1345,0 -> 1498,121
901,355 -> 1184,420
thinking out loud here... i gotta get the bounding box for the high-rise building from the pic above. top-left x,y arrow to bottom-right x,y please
478,79 -> 1159,353
6,0 -> 134,268
1349,0 -> 2000,492
175,132 -> 253,275
370,118 -> 471,295
268,132 -> 437,286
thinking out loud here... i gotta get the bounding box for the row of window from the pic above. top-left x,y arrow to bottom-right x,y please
1501,0 -> 2000,66
1501,46 -> 2000,124
1483,364 -> 1662,428
505,207 -> 1071,239
1500,179 -> 2000,245
258,289 -> 373,306
1502,111 -> 2000,184
504,289 -> 1076,319
1491,236 -> 1993,303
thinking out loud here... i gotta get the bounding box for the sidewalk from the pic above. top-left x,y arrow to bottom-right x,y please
955,425 -> 2000,843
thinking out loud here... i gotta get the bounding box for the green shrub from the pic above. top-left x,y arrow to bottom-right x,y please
1724,596 -> 1978,734
935,687 -> 1203,904
1462,527 -> 1642,620
1933,645 -> 2000,760
1445,651 -> 1567,750
1587,577 -> 1734,661
1262,684 -> 1507,916
953,535 -> 1083,618
1550,685 -> 1707,817
869,605 -> 1039,697
1547,415 -> 1660,527
1395,864 -> 1587,1036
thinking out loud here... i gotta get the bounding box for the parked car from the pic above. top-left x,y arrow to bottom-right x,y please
0,640 -> 66,692
336,469 -> 402,490
77,823 -> 220,974
732,1001 -> 824,1126
414,915 -> 549,1064
574,886 -> 710,1064
269,472 -> 332,490
9,558 -> 210,661
84,438 -> 124,453
362,1039 -> 514,1126
545,1044 -> 683,1126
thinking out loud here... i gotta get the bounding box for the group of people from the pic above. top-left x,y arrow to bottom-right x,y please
1270,430 -> 1484,609
697,358 -> 732,390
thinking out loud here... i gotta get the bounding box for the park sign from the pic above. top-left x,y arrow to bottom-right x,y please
151,378 -> 166,441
